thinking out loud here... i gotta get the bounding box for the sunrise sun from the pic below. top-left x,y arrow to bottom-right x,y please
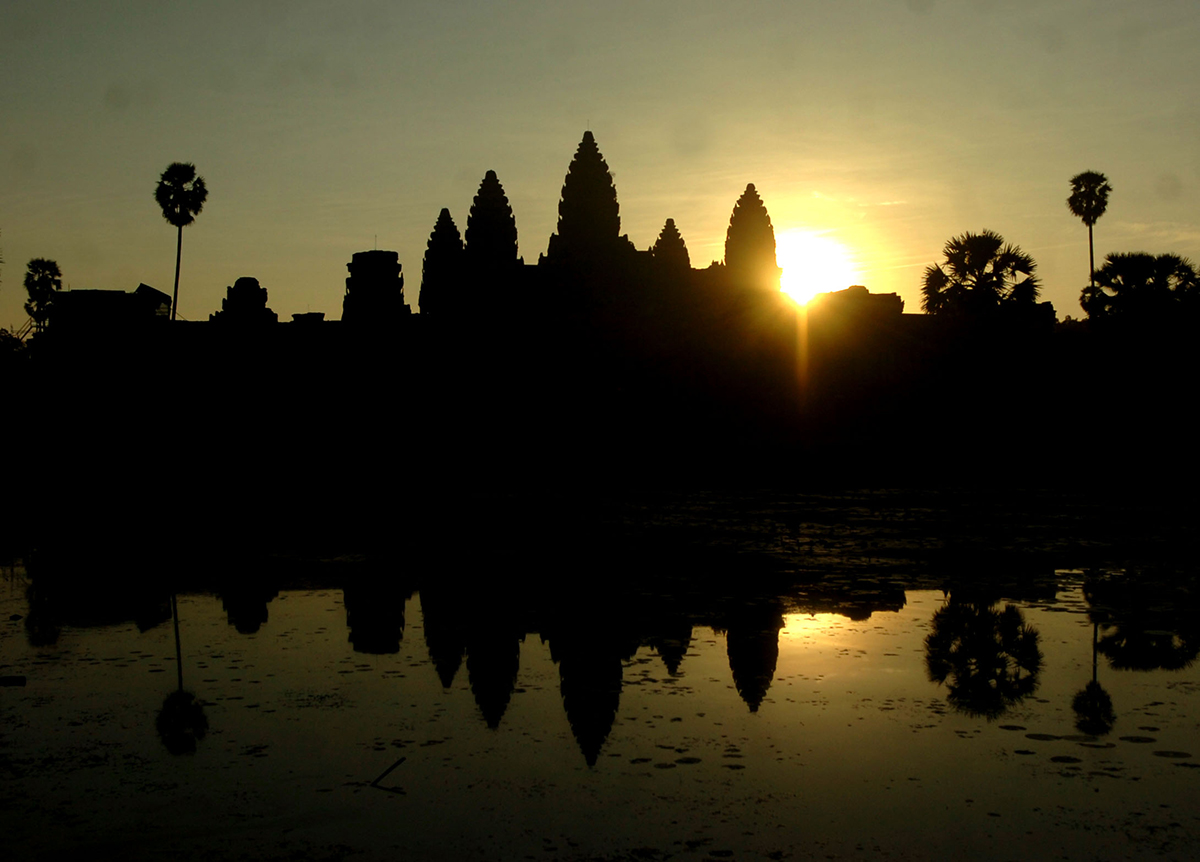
776,230 -> 862,305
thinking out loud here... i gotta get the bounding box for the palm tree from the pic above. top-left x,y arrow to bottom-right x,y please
23,258 -> 63,333
1067,171 -> 1112,290
154,162 -> 208,321
1080,252 -> 1199,323
921,229 -> 1039,316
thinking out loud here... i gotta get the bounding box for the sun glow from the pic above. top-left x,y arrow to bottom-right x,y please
776,230 -> 863,306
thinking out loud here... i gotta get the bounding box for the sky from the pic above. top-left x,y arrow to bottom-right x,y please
3,0 -> 1199,327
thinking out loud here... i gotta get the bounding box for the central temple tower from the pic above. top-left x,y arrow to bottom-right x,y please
545,131 -> 623,264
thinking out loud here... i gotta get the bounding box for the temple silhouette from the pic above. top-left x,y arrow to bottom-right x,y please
13,129 -> 1200,570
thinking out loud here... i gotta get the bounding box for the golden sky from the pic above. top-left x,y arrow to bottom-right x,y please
3,1 -> 1198,325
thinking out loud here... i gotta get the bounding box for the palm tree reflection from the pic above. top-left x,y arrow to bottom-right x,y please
1072,620 -> 1115,736
156,594 -> 208,754
924,598 -> 1043,719
1085,572 -> 1200,672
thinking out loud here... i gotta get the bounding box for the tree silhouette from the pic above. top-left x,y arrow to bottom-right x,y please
0,328 -> 21,362
23,258 -> 62,333
1067,171 -> 1112,290
1080,252 -> 1199,324
465,171 -> 518,268
652,218 -> 690,271
724,184 -> 779,290
921,230 -> 1039,316
154,162 -> 208,321
419,208 -> 464,316
546,130 -> 621,262
924,599 -> 1043,719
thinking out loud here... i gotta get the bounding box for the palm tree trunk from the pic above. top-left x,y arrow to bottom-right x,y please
1089,225 -> 1099,290
171,224 -> 183,321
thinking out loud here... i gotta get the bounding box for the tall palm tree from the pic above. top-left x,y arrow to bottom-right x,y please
921,229 -> 1039,316
155,162 -> 208,321
1067,171 -> 1112,290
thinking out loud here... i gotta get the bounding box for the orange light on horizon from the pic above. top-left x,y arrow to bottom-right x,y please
777,230 -> 863,306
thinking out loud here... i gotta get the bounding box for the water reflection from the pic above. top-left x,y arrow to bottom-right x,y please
156,689 -> 208,755
156,594 -> 208,754
923,597 -> 1043,719
18,562 -> 1200,765
1072,621 -> 1116,736
721,600 -> 785,713
647,617 -> 692,677
345,576 -> 413,654
1085,571 -> 1200,671
419,585 -> 467,688
24,576 -> 169,646
546,617 -> 640,766
467,625 -> 523,730
9,559 -> 1200,860
219,577 -> 279,635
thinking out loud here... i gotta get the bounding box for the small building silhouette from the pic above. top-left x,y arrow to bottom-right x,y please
209,277 -> 278,324
343,250 -> 410,322
808,284 -> 904,319
50,283 -> 170,332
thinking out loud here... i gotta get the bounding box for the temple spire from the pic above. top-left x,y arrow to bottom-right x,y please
724,183 -> 780,290
546,131 -> 621,262
418,208 -> 463,315
652,218 -> 690,271
465,171 -> 518,268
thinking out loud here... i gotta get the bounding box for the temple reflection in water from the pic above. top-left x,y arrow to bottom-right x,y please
25,556 -> 1200,767
8,527 -> 1200,862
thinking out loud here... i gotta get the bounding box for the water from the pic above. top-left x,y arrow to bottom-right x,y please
2,565 -> 1198,861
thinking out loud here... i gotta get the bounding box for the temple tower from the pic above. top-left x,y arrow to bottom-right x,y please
342,250 -> 409,322
546,131 -> 622,263
724,184 -> 780,291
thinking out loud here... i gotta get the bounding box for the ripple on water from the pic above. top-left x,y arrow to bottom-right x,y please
1152,751 -> 1192,759
1119,736 -> 1157,744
